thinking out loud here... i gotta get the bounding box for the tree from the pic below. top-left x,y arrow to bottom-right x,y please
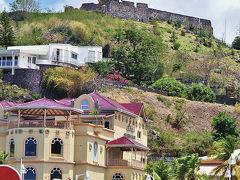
173,154 -> 201,180
0,10 -> 15,49
211,112 -> 239,141
146,160 -> 175,180
187,56 -> 219,86
10,0 -> 39,12
111,27 -> 166,85
232,36 -> 240,50
208,136 -> 240,178
0,151 -> 8,164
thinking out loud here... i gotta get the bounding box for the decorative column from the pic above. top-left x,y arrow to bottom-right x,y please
43,109 -> 46,127
17,109 -> 21,128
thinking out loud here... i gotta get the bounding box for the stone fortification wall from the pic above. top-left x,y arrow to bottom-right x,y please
80,0 -> 212,32
3,69 -> 42,94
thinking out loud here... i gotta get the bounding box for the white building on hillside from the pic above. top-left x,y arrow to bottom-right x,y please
0,44 -> 103,74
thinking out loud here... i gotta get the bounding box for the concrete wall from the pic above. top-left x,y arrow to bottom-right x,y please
80,0 -> 213,33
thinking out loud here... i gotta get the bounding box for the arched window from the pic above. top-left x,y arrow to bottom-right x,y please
112,173 -> 124,180
24,167 -> 36,180
51,138 -> 63,156
50,168 -> 62,180
9,139 -> 14,157
81,100 -> 89,110
93,142 -> 98,162
25,137 -> 37,157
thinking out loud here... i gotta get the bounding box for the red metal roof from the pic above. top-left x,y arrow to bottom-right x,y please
56,98 -> 75,107
120,103 -> 143,115
0,100 -> 19,109
90,93 -> 130,111
106,136 -> 150,151
16,98 -> 67,108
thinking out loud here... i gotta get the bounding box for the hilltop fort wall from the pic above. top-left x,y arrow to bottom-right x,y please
77,0 -> 212,33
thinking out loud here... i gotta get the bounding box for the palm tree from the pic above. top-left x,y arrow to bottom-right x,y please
0,151 -> 9,164
208,136 -> 240,179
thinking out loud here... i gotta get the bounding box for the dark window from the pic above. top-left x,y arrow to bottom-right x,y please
50,168 -> 62,180
32,57 -> 36,64
112,173 -> 124,180
122,116 -> 124,122
137,131 -> 141,139
9,139 -> 14,157
24,167 -> 36,180
71,53 -> 78,60
25,137 -> 37,157
104,121 -> 110,129
51,138 -> 63,156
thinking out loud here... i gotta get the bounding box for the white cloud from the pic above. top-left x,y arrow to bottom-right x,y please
0,0 -> 9,11
52,0 -> 240,43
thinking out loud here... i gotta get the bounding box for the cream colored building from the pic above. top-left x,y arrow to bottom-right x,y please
0,92 -> 149,180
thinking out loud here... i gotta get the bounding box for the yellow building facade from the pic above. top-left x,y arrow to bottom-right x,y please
0,93 -> 149,180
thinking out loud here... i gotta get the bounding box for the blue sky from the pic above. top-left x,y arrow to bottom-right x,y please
1,0 -> 240,44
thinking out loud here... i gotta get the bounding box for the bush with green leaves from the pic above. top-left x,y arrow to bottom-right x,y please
184,84 -> 216,103
173,41 -> 181,50
232,36 -> 240,50
150,78 -> 186,97
211,112 -> 239,141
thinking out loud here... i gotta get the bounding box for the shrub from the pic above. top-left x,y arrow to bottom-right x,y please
150,78 -> 186,97
232,36 -> 240,50
184,84 -> 216,103
181,30 -> 185,36
157,95 -> 172,107
172,63 -> 182,72
173,42 -> 181,50
43,66 -> 96,98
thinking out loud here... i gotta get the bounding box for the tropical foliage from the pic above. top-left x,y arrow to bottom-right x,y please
184,84 -> 216,103
211,112 -> 239,141
150,78 -> 186,97
0,151 -> 8,164
146,154 -> 202,180
111,27 -> 166,85
208,136 -> 240,178
43,66 -> 96,98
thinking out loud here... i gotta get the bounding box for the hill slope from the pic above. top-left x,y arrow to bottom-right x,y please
100,88 -> 240,156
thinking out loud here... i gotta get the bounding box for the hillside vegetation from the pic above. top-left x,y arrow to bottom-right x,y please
100,88 -> 240,157
4,10 -> 240,98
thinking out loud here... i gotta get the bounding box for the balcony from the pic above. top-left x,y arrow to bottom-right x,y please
107,159 -> 146,170
8,120 -> 72,129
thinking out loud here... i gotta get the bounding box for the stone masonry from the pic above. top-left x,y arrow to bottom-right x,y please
77,0 -> 213,33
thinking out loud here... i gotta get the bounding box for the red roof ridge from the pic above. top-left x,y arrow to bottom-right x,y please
107,136 -> 150,151
90,92 -> 130,113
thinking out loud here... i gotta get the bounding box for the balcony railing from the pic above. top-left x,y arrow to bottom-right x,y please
107,159 -> 146,170
8,120 -> 72,129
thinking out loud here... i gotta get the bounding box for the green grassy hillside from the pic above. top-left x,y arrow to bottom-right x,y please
9,10 -> 240,89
